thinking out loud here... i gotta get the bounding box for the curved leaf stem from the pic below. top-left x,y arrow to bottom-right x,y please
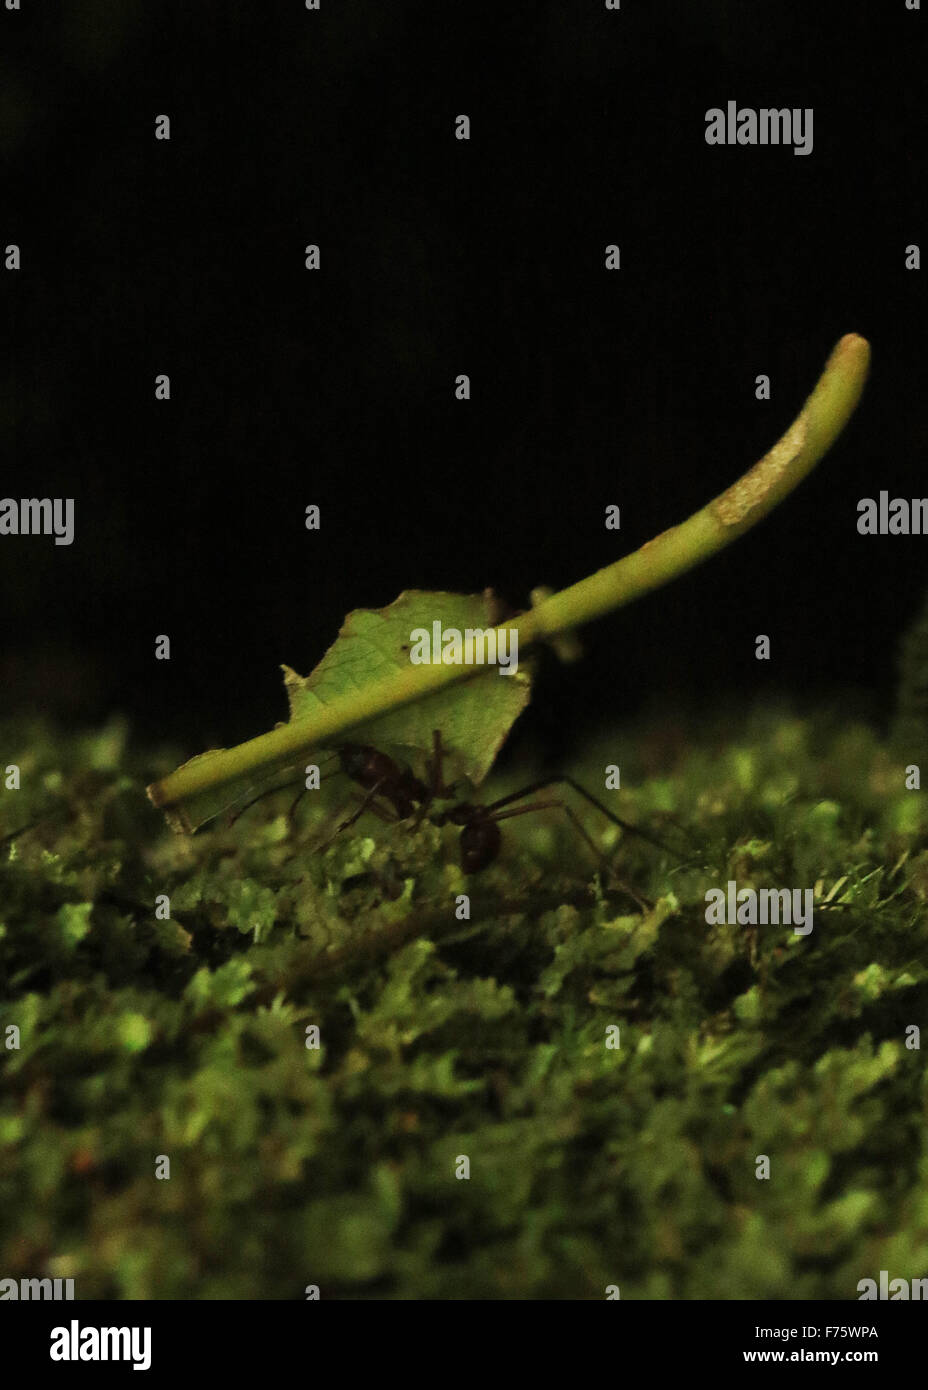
148,334 -> 870,822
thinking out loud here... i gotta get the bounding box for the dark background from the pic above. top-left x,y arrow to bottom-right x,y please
1,0 -> 924,767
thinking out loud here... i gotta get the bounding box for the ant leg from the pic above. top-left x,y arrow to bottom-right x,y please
309,795 -> 356,853
483,776 -> 682,858
406,730 -> 444,831
487,797 -> 652,910
314,780 -> 399,853
286,784 -> 308,831
425,728 -> 469,806
426,729 -> 451,798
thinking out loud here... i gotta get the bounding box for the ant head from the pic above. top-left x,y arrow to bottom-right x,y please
337,744 -> 368,779
338,743 -> 402,791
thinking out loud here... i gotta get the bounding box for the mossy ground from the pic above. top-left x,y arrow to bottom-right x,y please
1,704 -> 926,1299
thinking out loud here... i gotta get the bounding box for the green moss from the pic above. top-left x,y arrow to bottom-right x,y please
1,704 -> 926,1298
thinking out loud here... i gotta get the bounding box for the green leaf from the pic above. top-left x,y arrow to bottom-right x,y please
148,335 -> 871,834
149,747 -> 311,835
282,590 -> 532,788
153,590 -> 532,833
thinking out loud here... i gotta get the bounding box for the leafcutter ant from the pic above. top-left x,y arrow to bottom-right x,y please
236,730 -> 680,889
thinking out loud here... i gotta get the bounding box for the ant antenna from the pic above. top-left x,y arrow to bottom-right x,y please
225,750 -> 340,827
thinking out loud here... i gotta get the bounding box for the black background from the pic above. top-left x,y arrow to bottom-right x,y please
1,0 -> 924,767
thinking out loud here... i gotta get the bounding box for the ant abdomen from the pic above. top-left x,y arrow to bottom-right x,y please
459,816 -> 502,874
